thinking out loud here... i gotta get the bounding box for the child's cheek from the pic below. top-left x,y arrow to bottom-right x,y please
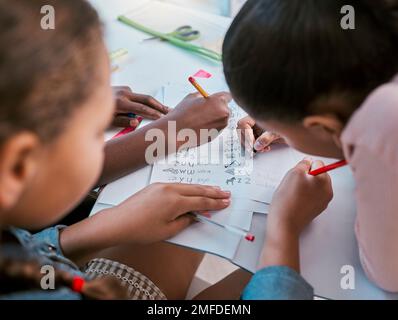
64,136 -> 104,208
83,139 -> 105,186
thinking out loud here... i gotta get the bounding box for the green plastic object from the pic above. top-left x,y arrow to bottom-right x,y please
118,15 -> 222,62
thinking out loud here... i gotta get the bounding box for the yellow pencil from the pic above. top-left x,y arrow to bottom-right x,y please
188,76 -> 209,98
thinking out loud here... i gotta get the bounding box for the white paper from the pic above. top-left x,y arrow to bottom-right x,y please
249,146 -> 307,203
149,80 -> 257,233
92,201 -> 241,260
227,211 -> 253,231
167,218 -> 241,260
232,213 -> 266,273
97,166 -> 152,205
208,208 -> 252,232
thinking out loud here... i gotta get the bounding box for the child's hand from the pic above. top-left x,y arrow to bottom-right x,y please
237,116 -> 285,152
257,159 -> 333,272
112,86 -> 170,127
168,92 -> 231,142
268,158 -> 333,236
105,183 -> 231,244
61,184 -> 231,259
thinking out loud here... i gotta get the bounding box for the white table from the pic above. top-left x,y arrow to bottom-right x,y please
89,0 -> 398,300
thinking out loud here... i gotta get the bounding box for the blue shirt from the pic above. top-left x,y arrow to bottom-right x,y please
0,227 -> 83,300
242,266 -> 314,300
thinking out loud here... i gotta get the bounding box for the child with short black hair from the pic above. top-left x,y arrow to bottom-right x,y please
222,0 -> 398,297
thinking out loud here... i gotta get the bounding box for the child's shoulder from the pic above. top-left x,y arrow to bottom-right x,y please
0,228 -> 83,300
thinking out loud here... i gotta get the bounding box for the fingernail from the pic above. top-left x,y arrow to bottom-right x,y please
212,186 -> 221,190
222,190 -> 231,196
201,211 -> 211,218
130,119 -> 139,127
304,157 -> 313,161
222,199 -> 231,205
254,140 -> 265,150
260,146 -> 271,153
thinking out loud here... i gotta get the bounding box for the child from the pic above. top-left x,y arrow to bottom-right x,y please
0,0 -> 233,299
222,0 -> 398,296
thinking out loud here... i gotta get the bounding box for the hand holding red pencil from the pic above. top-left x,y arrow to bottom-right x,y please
259,158 -> 334,271
308,159 -> 348,176
269,158 -> 334,237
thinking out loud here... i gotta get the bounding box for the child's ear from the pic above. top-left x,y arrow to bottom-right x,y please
302,114 -> 345,148
0,132 -> 40,211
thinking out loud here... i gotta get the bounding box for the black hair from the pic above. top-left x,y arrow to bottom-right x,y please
223,0 -> 398,122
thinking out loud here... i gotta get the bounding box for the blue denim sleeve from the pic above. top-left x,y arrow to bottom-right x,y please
32,226 -> 82,274
0,227 -> 85,300
241,266 -> 314,300
33,226 -> 66,256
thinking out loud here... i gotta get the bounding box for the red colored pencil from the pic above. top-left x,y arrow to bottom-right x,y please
309,160 -> 348,176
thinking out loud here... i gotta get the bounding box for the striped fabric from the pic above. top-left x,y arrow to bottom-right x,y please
84,258 -> 167,300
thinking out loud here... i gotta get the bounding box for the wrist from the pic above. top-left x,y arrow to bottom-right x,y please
162,112 -> 196,150
60,208 -> 121,261
166,106 -> 199,131
267,209 -> 302,239
259,230 -> 300,272
257,213 -> 302,272
265,221 -> 300,249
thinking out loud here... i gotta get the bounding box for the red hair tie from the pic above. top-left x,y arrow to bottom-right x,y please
71,276 -> 85,293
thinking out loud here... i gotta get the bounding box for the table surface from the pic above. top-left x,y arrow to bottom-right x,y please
89,0 -> 398,300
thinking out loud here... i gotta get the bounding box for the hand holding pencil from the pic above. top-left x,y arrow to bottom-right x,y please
259,158 -> 334,271
167,78 -> 231,139
269,158 -> 334,235
112,86 -> 170,127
